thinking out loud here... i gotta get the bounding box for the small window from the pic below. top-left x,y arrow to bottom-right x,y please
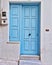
2,11 -> 6,17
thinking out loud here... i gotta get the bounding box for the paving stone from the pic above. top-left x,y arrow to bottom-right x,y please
19,60 -> 42,65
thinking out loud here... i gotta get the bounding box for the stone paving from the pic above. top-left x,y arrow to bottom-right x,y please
19,60 -> 42,65
0,59 -> 18,65
0,59 -> 42,65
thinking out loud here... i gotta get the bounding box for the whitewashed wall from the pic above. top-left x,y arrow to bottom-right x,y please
41,0 -> 52,65
0,0 -> 1,59
0,0 -> 20,61
0,0 -> 1,9
0,0 -> 52,65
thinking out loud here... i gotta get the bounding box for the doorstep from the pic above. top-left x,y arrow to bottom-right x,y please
19,60 -> 42,65
20,55 -> 40,60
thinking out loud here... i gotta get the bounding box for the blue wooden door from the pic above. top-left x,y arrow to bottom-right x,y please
9,4 -> 20,41
10,3 -> 40,55
21,5 -> 40,55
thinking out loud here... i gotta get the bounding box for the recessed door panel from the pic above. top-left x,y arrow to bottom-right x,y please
24,18 -> 30,28
31,6 -> 38,17
24,7 -> 30,17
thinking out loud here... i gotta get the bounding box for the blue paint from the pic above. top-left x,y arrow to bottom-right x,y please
9,3 -> 41,55
9,4 -> 20,41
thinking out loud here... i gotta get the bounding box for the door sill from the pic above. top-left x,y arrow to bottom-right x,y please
20,55 -> 40,60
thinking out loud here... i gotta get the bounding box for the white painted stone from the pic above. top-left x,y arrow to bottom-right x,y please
0,59 -> 18,65
20,60 -> 42,65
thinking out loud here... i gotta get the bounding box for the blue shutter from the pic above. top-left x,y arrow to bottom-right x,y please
9,4 -> 20,41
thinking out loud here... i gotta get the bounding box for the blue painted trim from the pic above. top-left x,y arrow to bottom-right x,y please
9,2 -> 41,6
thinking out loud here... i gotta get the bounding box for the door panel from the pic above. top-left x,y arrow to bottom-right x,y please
31,6 -> 38,17
21,6 -> 31,54
31,18 -> 38,28
24,7 -> 30,17
24,18 -> 30,28
31,29 -> 36,39
24,29 -> 30,39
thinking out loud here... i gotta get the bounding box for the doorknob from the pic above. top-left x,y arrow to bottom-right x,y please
28,33 -> 31,36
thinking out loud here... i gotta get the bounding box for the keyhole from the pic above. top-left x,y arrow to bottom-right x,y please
28,33 -> 31,36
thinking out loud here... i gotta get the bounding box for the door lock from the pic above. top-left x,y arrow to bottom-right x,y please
28,33 -> 31,36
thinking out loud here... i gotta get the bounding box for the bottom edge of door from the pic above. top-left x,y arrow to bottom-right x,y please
20,55 -> 40,60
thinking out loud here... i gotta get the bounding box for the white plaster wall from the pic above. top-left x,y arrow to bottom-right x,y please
0,0 -> 1,59
0,0 -> 1,9
0,0 -> 52,65
41,0 -> 52,65
0,0 -> 20,61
